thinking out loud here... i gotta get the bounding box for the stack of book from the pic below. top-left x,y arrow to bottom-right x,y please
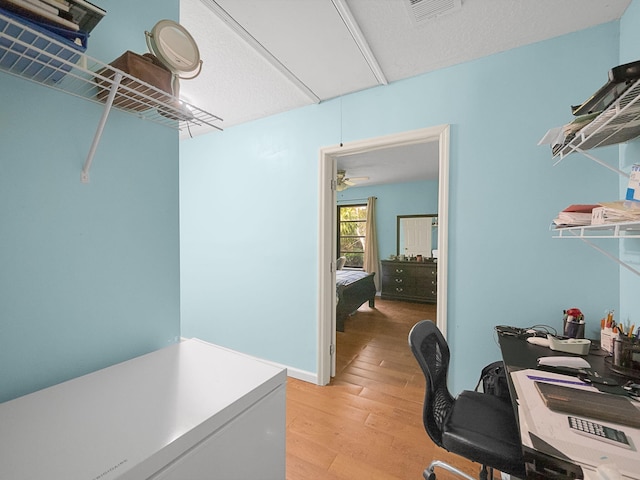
553,204 -> 599,227
554,201 -> 640,227
1,0 -> 105,33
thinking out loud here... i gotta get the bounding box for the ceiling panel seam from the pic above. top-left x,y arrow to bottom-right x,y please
198,0 -> 320,103
331,0 -> 388,86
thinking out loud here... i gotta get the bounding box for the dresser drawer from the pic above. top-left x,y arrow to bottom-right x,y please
383,274 -> 417,288
384,282 -> 423,299
383,263 -> 430,278
422,278 -> 437,301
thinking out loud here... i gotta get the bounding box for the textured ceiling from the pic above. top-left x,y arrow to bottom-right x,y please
337,141 -> 440,185
178,0 -> 631,184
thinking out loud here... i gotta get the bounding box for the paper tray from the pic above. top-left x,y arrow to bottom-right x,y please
571,60 -> 640,116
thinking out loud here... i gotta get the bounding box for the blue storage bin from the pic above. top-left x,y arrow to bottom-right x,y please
0,7 -> 88,83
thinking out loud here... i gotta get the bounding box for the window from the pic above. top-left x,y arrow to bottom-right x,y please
337,204 -> 367,268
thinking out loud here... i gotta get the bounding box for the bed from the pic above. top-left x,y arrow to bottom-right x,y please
336,270 -> 376,331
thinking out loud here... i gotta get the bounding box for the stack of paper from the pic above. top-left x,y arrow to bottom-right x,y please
539,113 -> 601,155
593,200 -> 640,224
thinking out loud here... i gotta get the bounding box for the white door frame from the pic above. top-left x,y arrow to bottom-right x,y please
317,125 -> 450,385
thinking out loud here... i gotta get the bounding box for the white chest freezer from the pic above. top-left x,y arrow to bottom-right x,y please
0,338 -> 287,479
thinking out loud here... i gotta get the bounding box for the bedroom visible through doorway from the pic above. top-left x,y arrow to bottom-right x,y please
317,125 -> 450,385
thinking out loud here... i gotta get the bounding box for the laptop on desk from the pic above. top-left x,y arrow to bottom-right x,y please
512,369 -> 640,479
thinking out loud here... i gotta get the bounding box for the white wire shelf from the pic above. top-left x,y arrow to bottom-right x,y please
552,221 -> 640,239
0,10 -> 223,181
551,221 -> 640,276
553,77 -> 640,161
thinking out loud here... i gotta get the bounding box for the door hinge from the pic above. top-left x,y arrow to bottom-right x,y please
330,344 -> 335,355
331,178 -> 337,191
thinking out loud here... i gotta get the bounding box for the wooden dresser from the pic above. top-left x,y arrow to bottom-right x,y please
381,259 -> 437,303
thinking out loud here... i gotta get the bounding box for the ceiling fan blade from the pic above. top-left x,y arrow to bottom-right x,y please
335,171 -> 369,191
344,176 -> 369,186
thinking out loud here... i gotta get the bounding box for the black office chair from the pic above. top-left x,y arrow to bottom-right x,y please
409,320 -> 526,480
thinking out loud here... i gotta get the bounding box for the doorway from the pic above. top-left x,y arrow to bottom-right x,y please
317,125 -> 450,385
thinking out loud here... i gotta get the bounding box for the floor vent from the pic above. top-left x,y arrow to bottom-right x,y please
407,0 -> 462,23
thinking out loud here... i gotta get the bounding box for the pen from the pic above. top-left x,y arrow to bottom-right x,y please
527,375 -> 587,386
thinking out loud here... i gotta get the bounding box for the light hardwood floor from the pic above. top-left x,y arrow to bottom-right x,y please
285,297 -> 480,480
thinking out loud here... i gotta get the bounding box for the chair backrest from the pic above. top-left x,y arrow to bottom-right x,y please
408,320 -> 455,448
336,256 -> 346,270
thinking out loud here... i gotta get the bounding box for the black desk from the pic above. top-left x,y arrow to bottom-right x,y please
498,331 -> 640,480
499,333 -> 612,374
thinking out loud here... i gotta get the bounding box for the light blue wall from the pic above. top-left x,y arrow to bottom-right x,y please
337,180 -> 438,260
4,3 -> 633,407
0,0 -> 181,403
618,1 -> 640,329
181,22 -> 623,392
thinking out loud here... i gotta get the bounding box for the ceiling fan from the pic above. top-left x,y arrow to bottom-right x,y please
336,170 -> 369,191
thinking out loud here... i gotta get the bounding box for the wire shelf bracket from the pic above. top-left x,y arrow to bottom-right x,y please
0,10 -> 223,183
552,222 -> 640,276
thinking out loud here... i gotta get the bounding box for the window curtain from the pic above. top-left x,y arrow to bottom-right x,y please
363,196 -> 380,290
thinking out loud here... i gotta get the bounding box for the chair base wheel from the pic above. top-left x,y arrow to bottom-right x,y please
479,466 -> 488,480
425,460 -> 476,480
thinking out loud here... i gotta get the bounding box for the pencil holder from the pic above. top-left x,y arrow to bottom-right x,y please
564,320 -> 585,339
612,337 -> 640,371
563,308 -> 585,339
601,327 -> 614,353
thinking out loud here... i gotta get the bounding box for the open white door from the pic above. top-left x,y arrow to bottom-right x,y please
317,152 -> 338,381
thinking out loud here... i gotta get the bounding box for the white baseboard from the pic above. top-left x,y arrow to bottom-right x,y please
257,356 -> 318,384
285,366 -> 318,384
180,337 -> 319,384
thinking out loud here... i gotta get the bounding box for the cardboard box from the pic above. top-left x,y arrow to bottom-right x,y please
625,163 -> 640,202
95,51 -> 173,112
